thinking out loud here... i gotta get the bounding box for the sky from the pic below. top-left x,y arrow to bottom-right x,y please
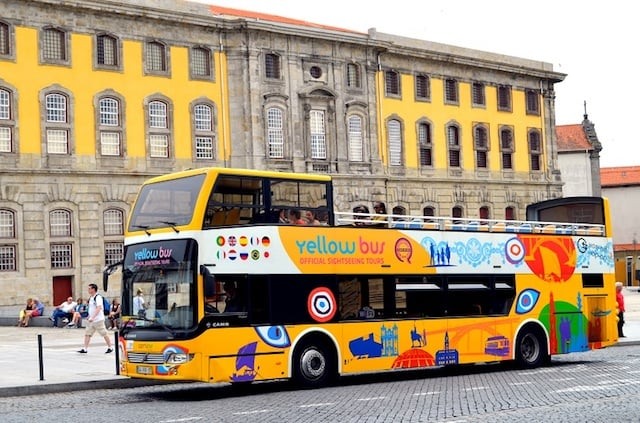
192,0 -> 635,168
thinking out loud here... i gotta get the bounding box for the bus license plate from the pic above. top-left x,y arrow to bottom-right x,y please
136,365 -> 153,375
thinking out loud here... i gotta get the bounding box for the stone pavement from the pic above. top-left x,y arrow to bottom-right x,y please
1,288 -> 639,398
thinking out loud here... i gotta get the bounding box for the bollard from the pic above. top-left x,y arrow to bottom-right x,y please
114,330 -> 120,375
37,334 -> 44,381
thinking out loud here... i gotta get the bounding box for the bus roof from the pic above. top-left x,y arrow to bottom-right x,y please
143,167 -> 332,185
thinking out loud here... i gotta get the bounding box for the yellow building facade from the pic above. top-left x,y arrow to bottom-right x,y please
0,0 -> 565,307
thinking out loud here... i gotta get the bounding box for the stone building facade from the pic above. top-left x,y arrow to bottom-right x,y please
0,0 -> 565,306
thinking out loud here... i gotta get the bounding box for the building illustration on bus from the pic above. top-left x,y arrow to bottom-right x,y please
104,167 -> 618,388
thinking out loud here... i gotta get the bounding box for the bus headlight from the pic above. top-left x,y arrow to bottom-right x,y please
165,353 -> 194,365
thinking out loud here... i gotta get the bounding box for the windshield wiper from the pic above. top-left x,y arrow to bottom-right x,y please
160,221 -> 180,233
132,225 -> 151,236
123,314 -> 176,337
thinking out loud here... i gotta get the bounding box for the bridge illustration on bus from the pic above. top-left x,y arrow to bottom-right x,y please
103,167 -> 617,388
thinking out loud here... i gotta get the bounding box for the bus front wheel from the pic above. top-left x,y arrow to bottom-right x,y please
515,327 -> 548,368
294,341 -> 336,388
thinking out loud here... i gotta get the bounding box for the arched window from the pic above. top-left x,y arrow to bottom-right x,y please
0,208 -> 16,271
474,125 -> 488,169
194,103 -> 215,160
347,114 -> 363,162
529,130 -> 542,171
346,63 -> 361,88
104,208 -> 124,266
266,107 -> 284,159
44,92 -> 70,154
0,87 -> 14,153
500,127 -> 514,170
147,99 -> 172,158
103,209 -> 124,236
447,125 -> 461,167
98,96 -> 122,156
418,122 -> 432,166
387,119 -> 402,166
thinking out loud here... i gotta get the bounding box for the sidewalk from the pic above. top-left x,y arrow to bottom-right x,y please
0,326 -> 160,397
1,288 -> 639,398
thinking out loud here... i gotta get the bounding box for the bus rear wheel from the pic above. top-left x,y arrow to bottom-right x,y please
515,327 -> 548,368
294,341 -> 336,388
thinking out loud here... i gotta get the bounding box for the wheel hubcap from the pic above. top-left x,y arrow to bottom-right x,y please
300,348 -> 326,380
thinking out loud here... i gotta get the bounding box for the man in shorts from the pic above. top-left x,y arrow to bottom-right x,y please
77,283 -> 113,354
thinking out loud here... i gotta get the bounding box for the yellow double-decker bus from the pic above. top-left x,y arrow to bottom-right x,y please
105,167 -> 617,387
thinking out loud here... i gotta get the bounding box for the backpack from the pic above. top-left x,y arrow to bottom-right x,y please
96,294 -> 111,315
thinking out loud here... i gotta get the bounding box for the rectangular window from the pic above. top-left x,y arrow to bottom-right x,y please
502,153 -> 512,170
46,129 -> 68,154
42,28 -> 66,61
0,245 -> 16,271
385,71 -> 400,96
195,136 -> 214,160
146,42 -> 166,72
265,53 -> 280,79
415,75 -> 430,100
526,90 -> 540,115
0,127 -> 10,152
97,35 -> 117,66
50,243 -> 73,268
150,134 -> 169,158
498,85 -> 512,111
476,151 -> 487,168
104,242 -> 123,266
346,63 -> 360,88
472,82 -> 485,106
100,132 -> 121,156
0,23 -> 9,56
445,79 -> 458,103
310,110 -> 326,159
191,47 -> 211,77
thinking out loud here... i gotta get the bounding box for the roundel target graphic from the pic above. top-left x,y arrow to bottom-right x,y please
307,287 -> 336,323
505,237 -> 525,264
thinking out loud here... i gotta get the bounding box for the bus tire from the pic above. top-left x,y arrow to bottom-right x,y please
515,325 -> 548,368
293,338 -> 336,388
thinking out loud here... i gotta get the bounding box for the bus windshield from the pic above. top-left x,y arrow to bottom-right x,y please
128,173 -> 206,232
122,239 -> 197,330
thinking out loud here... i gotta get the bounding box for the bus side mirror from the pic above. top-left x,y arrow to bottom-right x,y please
102,261 -> 122,291
201,265 -> 216,297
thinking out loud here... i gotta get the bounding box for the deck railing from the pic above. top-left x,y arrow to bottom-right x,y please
334,212 -> 605,236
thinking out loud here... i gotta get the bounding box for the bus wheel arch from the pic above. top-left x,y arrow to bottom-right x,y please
514,322 -> 550,368
292,332 -> 338,388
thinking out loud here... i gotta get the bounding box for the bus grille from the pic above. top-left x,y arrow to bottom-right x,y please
127,352 -> 165,364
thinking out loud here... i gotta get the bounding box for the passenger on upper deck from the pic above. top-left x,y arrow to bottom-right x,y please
288,209 -> 306,225
372,202 -> 387,226
352,205 -> 369,226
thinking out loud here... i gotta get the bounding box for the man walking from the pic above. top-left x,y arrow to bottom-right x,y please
77,283 -> 113,354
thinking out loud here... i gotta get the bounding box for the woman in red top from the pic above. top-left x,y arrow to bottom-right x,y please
616,281 -> 625,338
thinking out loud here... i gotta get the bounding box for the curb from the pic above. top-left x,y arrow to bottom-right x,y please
0,377 -> 167,398
610,340 -> 640,348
